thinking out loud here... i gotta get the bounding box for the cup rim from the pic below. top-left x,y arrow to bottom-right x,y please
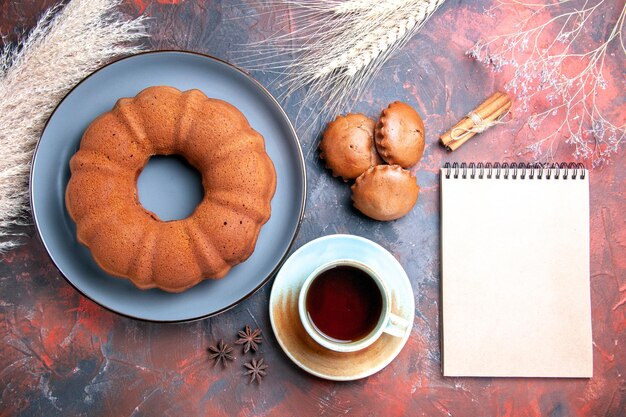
298,258 -> 390,353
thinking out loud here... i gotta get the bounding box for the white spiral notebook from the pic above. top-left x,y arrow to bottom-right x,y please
441,163 -> 592,378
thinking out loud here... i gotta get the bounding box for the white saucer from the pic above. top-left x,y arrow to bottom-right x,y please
269,234 -> 415,381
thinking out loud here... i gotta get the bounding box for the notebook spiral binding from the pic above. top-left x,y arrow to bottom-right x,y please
443,162 -> 587,180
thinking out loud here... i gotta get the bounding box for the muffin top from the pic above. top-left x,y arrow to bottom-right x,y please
375,101 -> 425,168
351,165 -> 420,221
320,113 -> 383,181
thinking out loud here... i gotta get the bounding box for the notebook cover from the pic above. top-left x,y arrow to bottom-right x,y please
441,165 -> 592,377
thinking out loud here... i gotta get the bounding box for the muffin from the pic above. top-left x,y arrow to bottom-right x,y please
351,165 -> 419,221
320,113 -> 383,181
375,101 -> 425,168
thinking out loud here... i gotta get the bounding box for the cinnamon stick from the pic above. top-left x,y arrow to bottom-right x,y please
440,92 -> 512,151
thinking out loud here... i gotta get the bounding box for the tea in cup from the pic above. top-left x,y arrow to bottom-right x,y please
298,259 -> 409,352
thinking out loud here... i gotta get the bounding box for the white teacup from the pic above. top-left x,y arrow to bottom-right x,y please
298,259 -> 410,352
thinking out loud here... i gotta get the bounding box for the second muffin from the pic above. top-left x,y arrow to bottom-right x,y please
320,113 -> 383,181
351,165 -> 420,221
375,101 -> 425,168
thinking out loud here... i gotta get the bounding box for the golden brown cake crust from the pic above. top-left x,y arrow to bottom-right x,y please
351,165 -> 419,221
65,86 -> 277,293
375,101 -> 425,168
319,113 -> 382,181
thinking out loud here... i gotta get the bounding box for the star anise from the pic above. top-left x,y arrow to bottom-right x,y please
208,340 -> 235,367
235,325 -> 262,353
244,358 -> 268,384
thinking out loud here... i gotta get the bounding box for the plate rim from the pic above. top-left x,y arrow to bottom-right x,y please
269,234 -> 415,381
29,50 -> 307,323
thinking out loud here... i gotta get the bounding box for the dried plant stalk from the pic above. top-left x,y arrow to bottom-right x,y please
0,0 -> 147,253
468,0 -> 625,166
237,0 -> 446,130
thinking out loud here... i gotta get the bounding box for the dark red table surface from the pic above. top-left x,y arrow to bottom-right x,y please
1,1 -> 624,416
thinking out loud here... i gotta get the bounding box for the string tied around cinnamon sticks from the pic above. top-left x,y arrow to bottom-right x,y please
440,91 -> 512,151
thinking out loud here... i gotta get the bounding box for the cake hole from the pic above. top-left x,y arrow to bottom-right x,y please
137,155 -> 204,221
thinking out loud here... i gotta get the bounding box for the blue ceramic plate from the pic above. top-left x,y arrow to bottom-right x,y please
30,51 -> 306,322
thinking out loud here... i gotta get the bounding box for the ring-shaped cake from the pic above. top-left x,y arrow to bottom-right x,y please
65,86 -> 277,292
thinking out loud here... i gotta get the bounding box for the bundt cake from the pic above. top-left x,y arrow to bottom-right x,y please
65,86 -> 277,293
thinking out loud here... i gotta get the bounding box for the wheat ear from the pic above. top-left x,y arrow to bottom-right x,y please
235,0 -> 446,132
0,0 -> 147,253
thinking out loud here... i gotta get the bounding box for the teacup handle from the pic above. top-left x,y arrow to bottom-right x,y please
383,313 -> 410,338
